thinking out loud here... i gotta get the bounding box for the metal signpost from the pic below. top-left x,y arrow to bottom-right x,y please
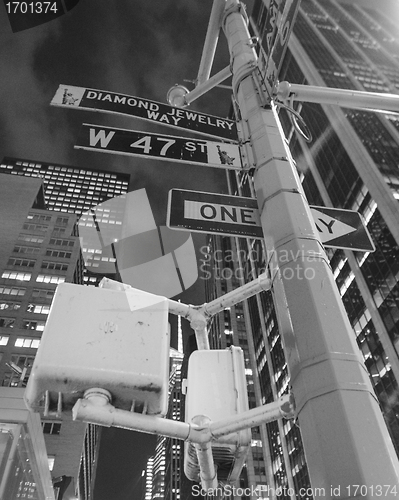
167,188 -> 375,251
51,84 -> 238,141
222,0 -> 399,493
75,123 -> 243,169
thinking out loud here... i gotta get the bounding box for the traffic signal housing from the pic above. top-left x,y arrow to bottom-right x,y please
184,346 -> 251,484
24,283 -> 170,416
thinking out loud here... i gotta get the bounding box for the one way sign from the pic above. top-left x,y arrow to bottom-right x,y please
309,206 -> 375,252
167,189 -> 375,252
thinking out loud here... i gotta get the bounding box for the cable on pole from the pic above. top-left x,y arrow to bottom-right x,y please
275,98 -> 313,143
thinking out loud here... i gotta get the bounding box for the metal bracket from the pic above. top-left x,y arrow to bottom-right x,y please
222,2 -> 249,28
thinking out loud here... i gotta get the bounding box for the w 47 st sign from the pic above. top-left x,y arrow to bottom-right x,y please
75,124 -> 242,170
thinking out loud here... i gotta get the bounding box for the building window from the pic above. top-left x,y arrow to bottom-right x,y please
10,354 -> 35,371
55,217 -> 69,225
15,337 -> 41,348
21,320 -> 45,332
49,238 -> 75,247
42,422 -> 62,435
0,336 -> 9,346
27,214 -> 51,222
31,289 -> 55,299
0,301 -> 21,311
7,258 -> 36,268
0,318 -> 15,328
2,372 -> 23,387
0,286 -> 26,296
17,235 -> 44,244
2,271 -> 32,281
36,274 -> 65,284
45,250 -> 72,259
41,261 -> 68,271
26,304 -> 51,314
22,223 -> 48,232
48,456 -> 55,471
13,246 -> 40,255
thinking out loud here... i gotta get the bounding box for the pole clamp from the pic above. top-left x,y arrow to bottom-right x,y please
222,2 -> 249,30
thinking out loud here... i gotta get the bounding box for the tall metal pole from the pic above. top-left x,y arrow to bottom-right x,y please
222,0 -> 399,495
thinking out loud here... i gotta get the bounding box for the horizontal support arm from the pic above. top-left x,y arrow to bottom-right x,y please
201,272 -> 271,316
168,66 -> 232,107
100,274 -> 272,350
276,81 -> 399,113
210,394 -> 295,439
72,390 -> 294,443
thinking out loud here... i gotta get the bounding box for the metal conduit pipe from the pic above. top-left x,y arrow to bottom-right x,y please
210,394 -> 295,439
167,66 -> 232,107
202,273 -> 271,316
168,301 -> 210,350
197,0 -> 227,86
73,390 -> 191,441
185,66 -> 232,106
191,416 -> 218,491
276,81 -> 399,113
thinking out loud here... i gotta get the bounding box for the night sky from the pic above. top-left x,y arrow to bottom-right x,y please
0,1 -> 236,499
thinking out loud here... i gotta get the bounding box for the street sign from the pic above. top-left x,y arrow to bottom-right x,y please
261,0 -> 285,57
51,84 -> 238,142
167,189 -> 263,239
260,0 -> 302,92
167,189 -> 375,252
310,206 -> 375,252
75,124 -> 243,170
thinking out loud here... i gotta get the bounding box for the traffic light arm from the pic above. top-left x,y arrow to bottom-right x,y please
209,393 -> 294,438
171,273 -> 271,349
72,389 -> 293,443
101,276 -> 272,351
276,80 -> 399,113
201,272 -> 271,316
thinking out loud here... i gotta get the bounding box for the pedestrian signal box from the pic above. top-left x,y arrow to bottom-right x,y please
24,283 -> 170,416
184,346 -> 251,484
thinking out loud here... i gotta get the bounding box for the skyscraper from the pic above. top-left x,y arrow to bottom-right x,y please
0,174 -> 86,498
0,158 -> 130,498
145,457 -> 155,500
0,157 -> 130,287
0,157 -> 129,217
164,349 -> 184,500
202,0 -> 399,494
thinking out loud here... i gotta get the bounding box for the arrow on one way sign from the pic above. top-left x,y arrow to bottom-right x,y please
311,208 -> 356,242
309,206 -> 375,252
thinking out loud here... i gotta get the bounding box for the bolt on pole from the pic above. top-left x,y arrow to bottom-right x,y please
222,0 -> 399,494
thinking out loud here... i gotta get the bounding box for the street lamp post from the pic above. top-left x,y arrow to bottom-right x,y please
222,0 -> 399,494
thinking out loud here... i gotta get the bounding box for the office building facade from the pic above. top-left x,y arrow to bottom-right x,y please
0,174 -> 90,498
0,157 -> 129,217
201,0 -> 399,495
0,157 -> 130,287
151,348 -> 185,500
0,171 -> 111,499
164,350 -> 184,500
